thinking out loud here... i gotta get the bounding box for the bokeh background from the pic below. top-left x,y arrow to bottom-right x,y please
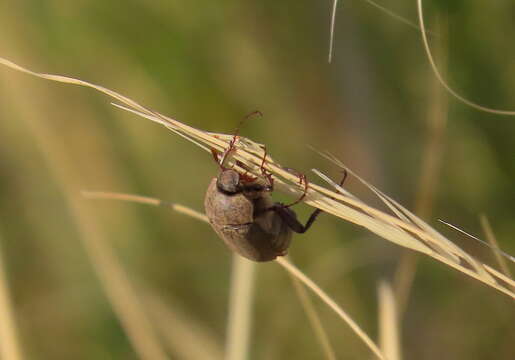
0,1 -> 514,359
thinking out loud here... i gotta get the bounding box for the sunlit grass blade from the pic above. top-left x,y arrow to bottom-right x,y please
276,257 -> 385,360
289,271 -> 336,360
1,57 -> 513,300
0,233 -> 25,360
83,191 -> 385,359
142,290 -> 224,360
378,280 -> 401,360
225,255 -> 256,360
479,215 -> 514,276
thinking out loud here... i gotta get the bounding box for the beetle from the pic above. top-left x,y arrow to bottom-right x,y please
204,129 -> 346,262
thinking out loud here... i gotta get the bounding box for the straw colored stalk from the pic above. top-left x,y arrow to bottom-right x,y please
82,191 -> 384,359
0,57 -> 513,302
378,280 -> 401,360
0,233 -> 25,360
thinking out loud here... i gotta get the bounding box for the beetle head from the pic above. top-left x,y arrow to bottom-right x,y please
217,169 -> 241,194
217,169 -> 270,199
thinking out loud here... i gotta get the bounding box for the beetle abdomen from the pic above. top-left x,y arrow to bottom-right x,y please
204,178 -> 254,224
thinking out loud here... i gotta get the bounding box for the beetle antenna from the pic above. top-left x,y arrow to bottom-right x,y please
220,110 -> 263,168
283,173 -> 309,208
237,110 -> 263,134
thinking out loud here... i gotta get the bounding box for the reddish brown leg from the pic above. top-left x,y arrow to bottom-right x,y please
211,149 -> 224,169
236,160 -> 258,183
219,135 -> 239,168
283,173 -> 309,208
258,145 -> 274,191
268,170 -> 348,233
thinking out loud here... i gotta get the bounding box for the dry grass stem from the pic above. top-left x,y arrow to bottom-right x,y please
4,73 -> 168,359
0,233 -> 25,360
225,256 -> 256,360
313,154 -> 513,298
142,290 -> 224,360
53,199 -> 169,360
82,191 -> 208,222
363,0 -> 429,33
275,257 -> 385,360
1,57 -> 513,300
378,281 -> 401,360
83,191 -> 382,358
328,0 -> 438,63
417,0 -> 515,116
479,215 -> 512,278
328,0 -> 339,63
289,272 -> 336,360
439,219 -> 514,264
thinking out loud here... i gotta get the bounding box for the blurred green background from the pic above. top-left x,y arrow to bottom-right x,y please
0,1 -> 513,359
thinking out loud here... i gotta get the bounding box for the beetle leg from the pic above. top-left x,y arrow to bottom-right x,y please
235,160 -> 258,182
259,145 -> 274,192
282,173 -> 308,208
220,136 -> 239,168
268,170 -> 349,233
212,146 -> 236,171
211,149 -> 225,169
269,204 -> 322,234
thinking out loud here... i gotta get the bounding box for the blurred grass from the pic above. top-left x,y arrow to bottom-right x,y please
0,1 -> 513,359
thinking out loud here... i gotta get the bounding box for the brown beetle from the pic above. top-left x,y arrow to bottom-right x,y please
204,129 -> 346,262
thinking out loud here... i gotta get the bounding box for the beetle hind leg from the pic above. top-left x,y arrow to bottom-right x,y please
268,170 -> 349,234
